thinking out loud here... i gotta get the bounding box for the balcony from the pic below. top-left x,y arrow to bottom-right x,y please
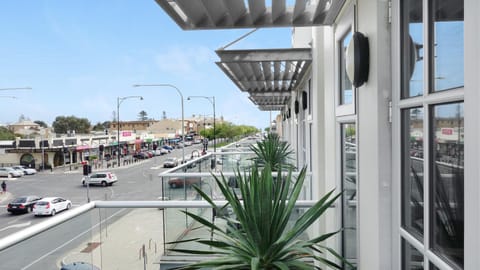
0,139 -> 315,270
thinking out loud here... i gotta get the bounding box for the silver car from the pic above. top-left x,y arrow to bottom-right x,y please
0,167 -> 23,178
11,165 -> 37,175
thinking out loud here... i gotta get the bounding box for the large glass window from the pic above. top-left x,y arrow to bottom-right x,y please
399,1 -> 464,269
402,239 -> 424,270
340,32 -> 353,105
430,102 -> 464,268
402,108 -> 424,240
341,123 -> 357,266
431,0 -> 464,92
401,0 -> 424,98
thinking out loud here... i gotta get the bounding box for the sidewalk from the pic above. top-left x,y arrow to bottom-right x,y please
59,208 -> 164,270
45,158 -> 153,175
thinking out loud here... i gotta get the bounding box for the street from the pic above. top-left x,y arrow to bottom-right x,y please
0,145 -> 206,269
0,145 -> 204,237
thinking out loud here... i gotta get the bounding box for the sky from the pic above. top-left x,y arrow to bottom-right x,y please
0,1 -> 292,130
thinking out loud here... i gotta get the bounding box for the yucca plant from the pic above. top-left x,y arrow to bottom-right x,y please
168,164 -> 352,269
249,133 -> 295,171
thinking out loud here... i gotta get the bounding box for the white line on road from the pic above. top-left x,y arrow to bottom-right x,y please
0,222 -> 31,232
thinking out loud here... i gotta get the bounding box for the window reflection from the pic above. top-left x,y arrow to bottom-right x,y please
341,123 -> 357,266
402,108 -> 424,240
340,32 -> 353,104
401,0 -> 424,98
432,0 -> 464,92
402,239 -> 424,270
430,102 -> 464,268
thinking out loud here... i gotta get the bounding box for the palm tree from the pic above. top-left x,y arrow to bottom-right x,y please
169,165 -> 351,269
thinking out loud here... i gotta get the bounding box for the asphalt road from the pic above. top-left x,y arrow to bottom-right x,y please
0,145 -> 205,269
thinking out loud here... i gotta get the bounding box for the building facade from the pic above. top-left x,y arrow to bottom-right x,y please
157,0 -> 475,269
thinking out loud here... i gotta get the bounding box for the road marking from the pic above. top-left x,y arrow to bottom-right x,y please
0,221 -> 31,232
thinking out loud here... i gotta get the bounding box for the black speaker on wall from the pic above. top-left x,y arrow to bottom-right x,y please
294,100 -> 299,114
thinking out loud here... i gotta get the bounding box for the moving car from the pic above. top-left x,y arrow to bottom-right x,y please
168,177 -> 201,188
163,157 -> 179,168
33,197 -> 71,216
11,165 -> 37,175
7,195 -> 42,214
82,172 -> 118,187
0,167 -> 23,178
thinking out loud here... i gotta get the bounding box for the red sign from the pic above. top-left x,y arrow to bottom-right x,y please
441,128 -> 453,135
122,131 -> 132,136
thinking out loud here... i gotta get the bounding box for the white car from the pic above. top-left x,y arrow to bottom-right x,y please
82,172 -> 118,187
33,197 -> 71,216
11,165 -> 37,175
0,167 -> 23,178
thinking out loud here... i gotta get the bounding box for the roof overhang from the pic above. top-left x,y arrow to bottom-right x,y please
155,0 -> 346,30
216,48 -> 311,111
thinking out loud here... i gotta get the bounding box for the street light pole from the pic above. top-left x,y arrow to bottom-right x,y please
187,96 -> 216,156
0,87 -> 31,91
132,84 -> 185,164
117,96 -> 143,167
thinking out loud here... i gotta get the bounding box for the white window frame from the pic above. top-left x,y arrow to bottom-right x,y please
334,5 -> 356,117
392,0 -> 467,269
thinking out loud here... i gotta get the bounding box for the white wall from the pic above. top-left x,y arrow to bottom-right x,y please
356,0 -> 393,269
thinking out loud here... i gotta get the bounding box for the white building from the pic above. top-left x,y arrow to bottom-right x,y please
157,0 -> 474,269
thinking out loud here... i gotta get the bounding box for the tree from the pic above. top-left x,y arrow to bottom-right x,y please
138,110 -> 148,121
52,116 -> 91,134
18,114 -> 30,122
34,120 -> 48,128
92,121 -> 111,131
0,127 -> 16,140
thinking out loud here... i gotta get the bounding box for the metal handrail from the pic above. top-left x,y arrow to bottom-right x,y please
0,200 -> 317,252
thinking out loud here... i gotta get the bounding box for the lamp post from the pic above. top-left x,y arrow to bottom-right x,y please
132,84 -> 185,164
0,87 -> 31,91
117,96 -> 143,167
187,96 -> 216,156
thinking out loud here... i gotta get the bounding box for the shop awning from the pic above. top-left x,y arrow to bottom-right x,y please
216,48 -> 312,111
155,0 -> 346,30
76,145 -> 90,151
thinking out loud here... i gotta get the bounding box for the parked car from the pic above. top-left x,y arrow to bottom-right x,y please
145,151 -> 153,158
159,148 -> 169,155
61,262 -> 100,270
168,177 -> 202,188
82,172 -> 118,187
7,195 -> 42,214
10,166 -> 25,176
11,165 -> 37,175
163,157 -> 179,168
33,197 -> 71,216
162,145 -> 173,152
0,167 -> 22,178
133,152 -> 149,159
